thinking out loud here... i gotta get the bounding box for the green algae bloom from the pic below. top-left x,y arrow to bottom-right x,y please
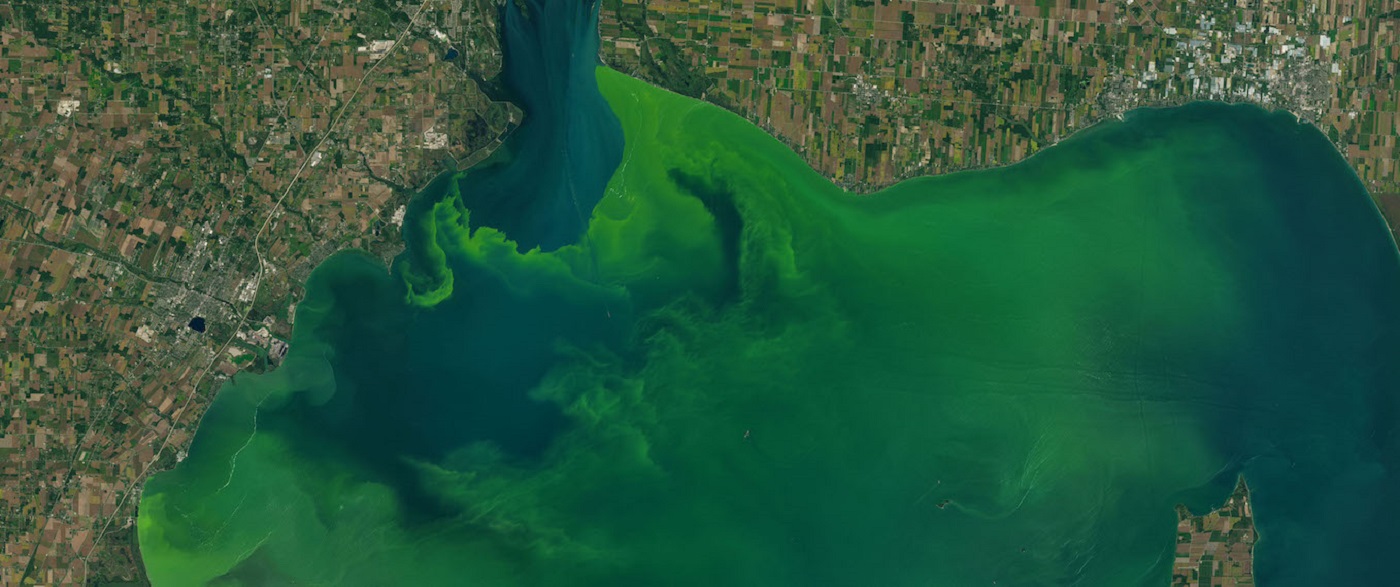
137,65 -> 1400,586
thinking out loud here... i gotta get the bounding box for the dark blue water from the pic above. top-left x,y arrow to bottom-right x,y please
257,0 -> 629,523
452,0 -> 623,252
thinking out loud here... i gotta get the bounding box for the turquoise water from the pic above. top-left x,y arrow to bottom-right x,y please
137,2 -> 1400,584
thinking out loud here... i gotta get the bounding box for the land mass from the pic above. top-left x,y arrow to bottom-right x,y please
596,0 -> 1400,241
1173,477 -> 1256,587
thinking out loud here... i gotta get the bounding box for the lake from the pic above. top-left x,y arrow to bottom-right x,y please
137,0 -> 1400,585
